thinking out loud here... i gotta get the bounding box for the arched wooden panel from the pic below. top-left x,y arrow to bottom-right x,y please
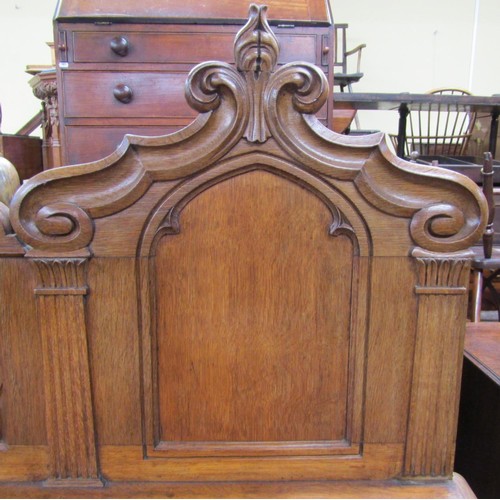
150,170 -> 357,456
0,4 -> 486,494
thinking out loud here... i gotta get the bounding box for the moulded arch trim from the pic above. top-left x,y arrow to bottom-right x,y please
137,150 -> 372,454
138,152 -> 372,258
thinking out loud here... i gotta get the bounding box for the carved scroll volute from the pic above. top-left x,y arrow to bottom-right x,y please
234,4 -> 279,142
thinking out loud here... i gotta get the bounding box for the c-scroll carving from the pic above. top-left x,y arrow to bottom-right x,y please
10,63 -> 250,255
261,63 -> 486,253
355,149 -> 487,253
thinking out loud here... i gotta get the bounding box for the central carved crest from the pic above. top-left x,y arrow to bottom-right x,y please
185,3 -> 328,144
234,4 -> 279,142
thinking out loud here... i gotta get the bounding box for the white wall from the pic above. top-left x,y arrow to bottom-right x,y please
0,0 -> 498,135
332,0 -> 500,132
0,0 -> 58,134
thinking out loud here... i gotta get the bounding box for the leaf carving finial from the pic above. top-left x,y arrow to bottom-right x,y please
234,4 -> 280,143
234,4 -> 279,74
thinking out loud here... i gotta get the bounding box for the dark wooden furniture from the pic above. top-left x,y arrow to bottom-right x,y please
455,322 -> 500,498
0,7 -> 484,497
29,69 -> 62,170
53,0 -> 334,166
0,134 -> 43,181
0,104 -> 43,181
333,91 -> 500,159
390,88 -> 477,158
470,153 -> 500,321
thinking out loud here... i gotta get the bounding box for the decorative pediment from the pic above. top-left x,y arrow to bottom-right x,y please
6,3 -> 486,257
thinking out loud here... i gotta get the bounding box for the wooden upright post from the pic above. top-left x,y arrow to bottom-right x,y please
33,258 -> 102,487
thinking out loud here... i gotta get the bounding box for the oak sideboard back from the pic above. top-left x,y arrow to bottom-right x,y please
0,5 -> 485,498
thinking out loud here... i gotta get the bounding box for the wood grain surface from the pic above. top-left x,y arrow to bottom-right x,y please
0,473 -> 475,498
464,321 -> 500,382
55,0 -> 331,23
155,171 -> 352,446
0,5 -> 485,496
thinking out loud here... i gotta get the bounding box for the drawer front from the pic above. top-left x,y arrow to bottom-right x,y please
72,31 -> 318,65
62,71 -> 197,118
64,125 -> 183,164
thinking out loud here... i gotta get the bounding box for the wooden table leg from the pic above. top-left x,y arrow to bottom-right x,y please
397,103 -> 409,158
488,109 -> 499,159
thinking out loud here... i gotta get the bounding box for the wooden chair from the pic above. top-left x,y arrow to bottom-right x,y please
391,88 -> 477,159
333,23 -> 366,93
333,23 -> 366,130
470,152 -> 500,321
0,6 -> 486,498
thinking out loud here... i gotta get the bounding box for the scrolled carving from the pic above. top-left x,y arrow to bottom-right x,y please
355,149 -> 488,253
6,4 -> 488,259
409,203 -> 479,252
262,63 -> 371,179
185,62 -> 248,114
16,201 -> 93,253
266,63 -> 329,115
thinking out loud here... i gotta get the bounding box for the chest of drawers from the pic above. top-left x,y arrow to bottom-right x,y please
54,1 -> 334,165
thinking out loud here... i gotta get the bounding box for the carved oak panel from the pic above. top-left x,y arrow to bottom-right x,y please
151,171 -> 356,454
0,3 -> 487,495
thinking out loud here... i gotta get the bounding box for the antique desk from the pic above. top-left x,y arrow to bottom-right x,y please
53,0 -> 334,165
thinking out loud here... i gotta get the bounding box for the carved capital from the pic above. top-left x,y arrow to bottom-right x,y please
415,258 -> 470,295
33,258 -> 88,295
32,80 -> 58,101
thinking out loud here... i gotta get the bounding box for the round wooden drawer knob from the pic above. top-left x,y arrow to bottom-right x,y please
110,36 -> 129,57
113,84 -> 133,103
